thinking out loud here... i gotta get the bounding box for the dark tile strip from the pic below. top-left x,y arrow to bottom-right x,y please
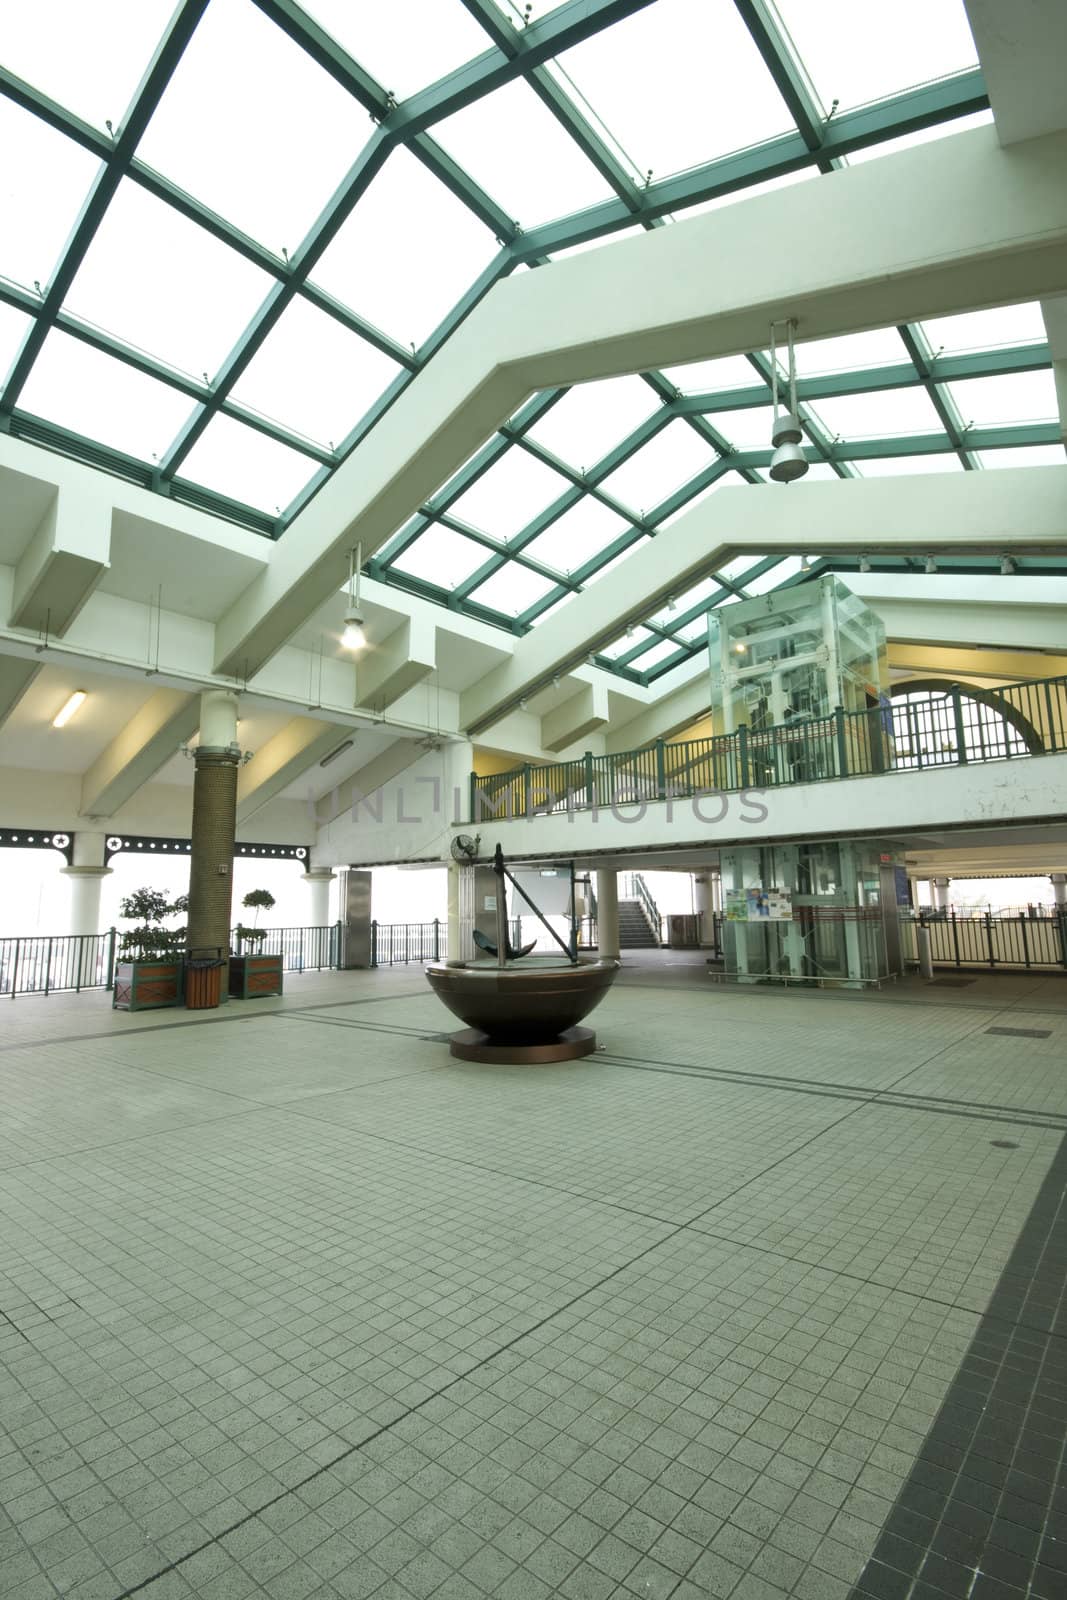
850,1131 -> 1067,1600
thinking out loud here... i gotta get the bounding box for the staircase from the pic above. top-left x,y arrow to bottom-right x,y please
618,874 -> 661,948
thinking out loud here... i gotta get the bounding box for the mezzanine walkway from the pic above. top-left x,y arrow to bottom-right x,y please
1,963 -> 1065,1600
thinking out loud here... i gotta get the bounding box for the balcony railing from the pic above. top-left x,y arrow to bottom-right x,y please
469,673 -> 1067,822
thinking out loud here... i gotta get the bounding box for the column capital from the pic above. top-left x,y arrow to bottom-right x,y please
1050,873 -> 1067,884
60,865 -> 112,879
302,868 -> 335,883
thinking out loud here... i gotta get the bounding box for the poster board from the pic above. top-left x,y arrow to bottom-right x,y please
725,887 -> 793,922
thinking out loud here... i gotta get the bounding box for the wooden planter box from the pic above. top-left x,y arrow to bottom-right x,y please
229,953 -> 283,999
112,958 -> 182,1011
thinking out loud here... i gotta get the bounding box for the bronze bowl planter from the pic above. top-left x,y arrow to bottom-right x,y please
424,957 -> 620,1062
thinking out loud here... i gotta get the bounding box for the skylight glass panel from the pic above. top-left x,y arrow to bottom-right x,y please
629,638 -> 683,671
551,0 -> 791,183
717,555 -> 762,582
17,331 -> 196,461
230,299 -> 403,450
179,414 -> 320,512
64,181 -> 275,380
391,527 -> 490,590
650,578 -> 725,624
312,146 -> 498,348
434,77 -> 615,229
137,0 -> 367,251
0,100 -> 101,295
526,376 -> 658,470
978,446 -> 1067,470
920,303 -> 1048,354
660,355 -> 761,394
679,614 -> 715,642
743,556 -> 805,596
467,564 -> 558,617
774,0 -> 978,114
600,421 -> 718,514
704,406 -> 778,452
446,448 -> 570,542
0,1 -> 175,132
789,328 -> 907,375
601,627 -> 654,660
305,0 -> 490,100
852,454 -> 964,476
521,497 -> 631,576
810,387 -> 943,439
0,303 -> 32,383
947,371 -> 1059,427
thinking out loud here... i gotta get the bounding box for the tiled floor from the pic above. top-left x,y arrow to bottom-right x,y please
0,961 -> 1065,1599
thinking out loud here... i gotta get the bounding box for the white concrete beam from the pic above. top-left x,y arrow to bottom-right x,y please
79,689 -> 199,818
213,124 -> 1067,679
608,676 -> 711,753
314,739 -> 427,826
356,616 -> 436,711
541,683 -> 610,752
873,598 -> 1067,654
462,466 -> 1067,733
236,718 -> 352,824
0,657 -> 39,731
966,0 -> 1067,146
10,486 -> 110,635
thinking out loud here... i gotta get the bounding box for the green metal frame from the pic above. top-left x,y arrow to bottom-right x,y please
2,0 -> 1058,679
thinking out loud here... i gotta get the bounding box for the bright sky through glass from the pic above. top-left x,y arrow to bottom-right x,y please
392,526 -> 491,590
773,0 -> 978,112
521,498 -> 631,575
18,331 -> 196,461
0,0 -> 177,132
526,376 -> 656,469
0,99 -> 102,294
600,421 -> 717,513
446,449 -> 570,542
305,0 -> 490,100
179,413 -> 319,512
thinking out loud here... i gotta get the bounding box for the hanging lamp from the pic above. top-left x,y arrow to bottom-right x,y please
769,318 -> 808,483
342,543 -> 366,650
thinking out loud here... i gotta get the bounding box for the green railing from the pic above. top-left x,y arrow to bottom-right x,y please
469,673 -> 1067,821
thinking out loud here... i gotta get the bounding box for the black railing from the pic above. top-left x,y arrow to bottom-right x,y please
906,909 -> 1067,970
371,920 -> 441,966
470,673 -> 1067,821
231,923 -> 342,971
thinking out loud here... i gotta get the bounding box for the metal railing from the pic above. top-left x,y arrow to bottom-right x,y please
469,673 -> 1067,821
904,909 -> 1067,970
371,920 -> 441,966
620,872 -> 662,944
2,924 -> 344,998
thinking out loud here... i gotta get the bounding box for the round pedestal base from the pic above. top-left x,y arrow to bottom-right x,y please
448,1025 -> 596,1064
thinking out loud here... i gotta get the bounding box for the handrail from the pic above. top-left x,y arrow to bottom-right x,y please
621,872 -> 661,943
469,671 -> 1067,821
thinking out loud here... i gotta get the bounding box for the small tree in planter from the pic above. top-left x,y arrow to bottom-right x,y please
231,888 -> 283,998
113,889 -> 188,1010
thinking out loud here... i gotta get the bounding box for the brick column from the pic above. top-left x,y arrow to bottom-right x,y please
187,691 -> 240,982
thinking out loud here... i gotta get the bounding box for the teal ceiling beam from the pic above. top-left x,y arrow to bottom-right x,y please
732,0 -> 827,154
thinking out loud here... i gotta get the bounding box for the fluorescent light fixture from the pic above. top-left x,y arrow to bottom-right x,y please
319,739 -> 354,767
52,690 -> 86,728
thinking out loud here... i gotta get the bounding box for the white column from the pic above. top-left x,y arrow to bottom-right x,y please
932,876 -> 951,911
301,868 -> 334,927
61,831 -> 111,936
596,869 -> 620,961
1051,873 -> 1067,908
693,871 -> 718,947
446,860 -> 462,963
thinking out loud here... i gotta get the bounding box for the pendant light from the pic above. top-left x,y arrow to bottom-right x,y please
342,543 -> 366,651
769,318 -> 808,483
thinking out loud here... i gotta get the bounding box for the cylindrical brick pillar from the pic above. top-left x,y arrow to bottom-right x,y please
187,691 -> 240,982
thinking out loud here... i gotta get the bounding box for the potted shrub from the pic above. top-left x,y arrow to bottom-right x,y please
230,888 -> 283,998
112,889 -> 187,1010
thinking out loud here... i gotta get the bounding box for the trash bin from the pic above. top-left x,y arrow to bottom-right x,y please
185,950 -> 224,1010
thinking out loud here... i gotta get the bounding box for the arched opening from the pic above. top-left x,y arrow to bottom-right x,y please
890,680 -> 1042,770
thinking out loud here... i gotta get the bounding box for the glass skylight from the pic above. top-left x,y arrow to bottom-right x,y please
774,0 -> 978,114
600,627 -> 654,660
18,331 -> 196,461
920,302 -> 1049,354
526,376 -> 656,470
434,77 -> 615,229
552,0 -> 792,182
230,298 -> 403,451
660,355 -> 760,394
305,0 -> 491,101
521,497 -> 631,576
311,146 -> 498,348
852,454 -> 965,476
809,386 -> 944,440
789,328 -> 907,376
0,98 -> 101,295
467,564 -> 558,618
0,0 -> 176,133
743,556 -> 805,595
445,448 -> 571,542
136,0 -> 368,252
977,446 -> 1066,470
947,370 -> 1060,428
704,406 -> 778,452
64,181 -> 275,380
0,303 -> 32,383
179,413 -> 319,512
391,526 -> 491,590
599,420 -> 718,513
